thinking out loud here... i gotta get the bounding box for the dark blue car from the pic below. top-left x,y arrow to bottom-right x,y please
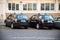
42,13 -> 54,29
4,13 -> 29,29
54,16 -> 60,29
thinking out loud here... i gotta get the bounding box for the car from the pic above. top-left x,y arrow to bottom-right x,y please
4,13 -> 29,29
30,13 -> 44,29
54,16 -> 60,29
42,13 -> 54,29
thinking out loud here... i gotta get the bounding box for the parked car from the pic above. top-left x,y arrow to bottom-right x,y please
30,13 -> 44,29
42,13 -> 54,29
4,13 -> 29,29
54,16 -> 60,29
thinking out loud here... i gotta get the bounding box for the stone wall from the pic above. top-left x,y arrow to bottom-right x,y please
5,13 -> 60,18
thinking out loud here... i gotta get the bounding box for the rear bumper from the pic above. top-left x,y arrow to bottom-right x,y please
13,22 -> 29,27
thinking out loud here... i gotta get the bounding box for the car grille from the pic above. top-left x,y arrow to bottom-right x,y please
44,20 -> 48,22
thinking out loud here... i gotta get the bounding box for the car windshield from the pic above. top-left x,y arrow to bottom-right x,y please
57,17 -> 60,21
15,14 -> 29,20
42,14 -> 54,20
45,16 -> 53,20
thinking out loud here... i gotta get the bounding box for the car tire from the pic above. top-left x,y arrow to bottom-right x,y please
48,27 -> 52,29
36,24 -> 40,29
25,26 -> 28,29
11,23 -> 15,29
4,23 -> 8,27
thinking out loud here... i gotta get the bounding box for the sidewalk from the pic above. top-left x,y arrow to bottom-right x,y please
0,19 -> 5,25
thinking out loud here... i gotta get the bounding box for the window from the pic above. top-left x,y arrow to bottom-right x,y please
8,3 -> 19,10
16,4 -> 19,10
45,3 -> 49,10
41,3 -> 54,11
23,3 -> 37,11
12,3 -> 15,10
28,3 -> 32,10
59,3 -> 60,10
8,3 -> 11,10
51,3 -> 54,10
33,3 -> 36,10
41,3 -> 44,10
23,4 -> 27,10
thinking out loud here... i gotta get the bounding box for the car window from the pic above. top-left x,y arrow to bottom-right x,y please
7,14 -> 14,19
16,14 -> 29,20
57,17 -> 60,21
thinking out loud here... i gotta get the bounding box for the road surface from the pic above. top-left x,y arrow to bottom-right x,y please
0,25 -> 60,40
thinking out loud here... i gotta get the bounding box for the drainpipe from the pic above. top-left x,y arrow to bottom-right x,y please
20,0 -> 23,14
37,0 -> 40,14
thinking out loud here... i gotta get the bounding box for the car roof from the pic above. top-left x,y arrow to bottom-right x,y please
16,13 -> 26,15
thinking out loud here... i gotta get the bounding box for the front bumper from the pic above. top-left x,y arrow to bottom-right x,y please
43,22 -> 54,27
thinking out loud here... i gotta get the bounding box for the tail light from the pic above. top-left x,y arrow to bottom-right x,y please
37,19 -> 44,23
26,20 -> 30,22
42,19 -> 44,23
14,18 -> 17,22
13,18 -> 17,22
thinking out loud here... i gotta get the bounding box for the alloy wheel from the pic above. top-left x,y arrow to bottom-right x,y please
36,24 -> 40,29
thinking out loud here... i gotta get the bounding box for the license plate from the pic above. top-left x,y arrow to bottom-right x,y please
31,21 -> 36,22
48,21 -> 52,23
21,20 -> 26,22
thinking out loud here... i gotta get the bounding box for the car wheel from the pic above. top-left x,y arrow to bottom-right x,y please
48,27 -> 52,29
11,23 -> 14,29
36,24 -> 40,29
25,26 -> 28,29
4,23 -> 7,27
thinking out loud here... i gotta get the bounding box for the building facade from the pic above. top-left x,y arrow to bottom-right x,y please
0,0 -> 60,20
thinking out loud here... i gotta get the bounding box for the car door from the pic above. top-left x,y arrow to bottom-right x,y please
30,15 -> 38,26
6,15 -> 14,26
54,17 -> 60,28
